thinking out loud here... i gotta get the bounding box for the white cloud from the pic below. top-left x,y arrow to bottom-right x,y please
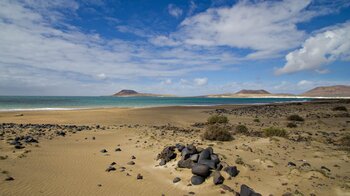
156,0 -> 320,59
194,78 -> 208,86
161,79 -> 172,85
168,4 -> 183,18
276,22 -> 350,75
0,0 -> 241,95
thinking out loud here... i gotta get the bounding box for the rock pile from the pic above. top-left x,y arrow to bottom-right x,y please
157,144 -> 235,185
157,144 -> 261,195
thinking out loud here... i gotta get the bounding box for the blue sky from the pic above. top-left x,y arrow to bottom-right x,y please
0,0 -> 349,96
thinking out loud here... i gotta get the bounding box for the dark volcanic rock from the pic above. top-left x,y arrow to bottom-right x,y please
240,184 -> 261,196
198,148 -> 211,161
157,146 -> 177,164
5,176 -> 14,181
137,174 -> 143,180
190,154 -> 199,162
191,175 -> 205,185
159,159 -> 166,166
213,171 -> 224,185
178,159 -> 194,168
287,162 -> 296,167
173,177 -> 181,183
106,165 -> 116,172
192,164 -> 211,177
198,159 -> 217,169
224,166 -> 239,177
176,143 -> 185,152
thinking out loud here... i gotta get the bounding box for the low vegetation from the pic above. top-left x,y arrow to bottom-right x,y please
264,127 -> 288,138
203,125 -> 233,141
286,122 -> 297,128
332,106 -> 347,112
207,115 -> 229,124
235,125 -> 248,134
287,114 -> 304,122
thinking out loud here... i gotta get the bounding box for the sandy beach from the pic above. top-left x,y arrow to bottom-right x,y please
1,100 -> 350,196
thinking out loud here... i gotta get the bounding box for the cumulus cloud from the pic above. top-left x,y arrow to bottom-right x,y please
168,4 -> 183,18
194,78 -> 208,86
0,0 -> 239,95
155,0 -> 320,59
276,22 -> 350,75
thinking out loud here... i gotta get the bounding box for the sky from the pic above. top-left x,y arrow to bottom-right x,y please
0,0 -> 350,96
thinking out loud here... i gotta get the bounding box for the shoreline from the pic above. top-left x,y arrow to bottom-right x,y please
1,97 -> 347,112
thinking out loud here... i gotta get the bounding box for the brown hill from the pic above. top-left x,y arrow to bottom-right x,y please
301,85 -> 350,97
113,89 -> 172,97
113,89 -> 139,96
235,89 -> 271,94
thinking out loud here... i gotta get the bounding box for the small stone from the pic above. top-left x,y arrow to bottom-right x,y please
5,176 -> 14,181
131,155 -> 136,159
191,175 -> 205,185
100,149 -> 108,153
321,166 -> 331,172
127,161 -> 135,165
224,166 -> 239,177
115,148 -> 121,151
287,162 -> 296,167
106,165 -> 116,172
137,173 -> 143,180
173,177 -> 181,183
111,162 -> 116,165
221,184 -> 234,192
159,159 -> 166,166
240,184 -> 261,196
92,136 -> 96,140
213,171 -> 224,185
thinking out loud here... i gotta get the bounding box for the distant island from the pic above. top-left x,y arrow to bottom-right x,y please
113,85 -> 350,98
204,85 -> 350,98
302,85 -> 350,97
113,89 -> 172,97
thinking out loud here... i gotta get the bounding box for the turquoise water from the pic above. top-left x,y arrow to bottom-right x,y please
0,96 -> 312,111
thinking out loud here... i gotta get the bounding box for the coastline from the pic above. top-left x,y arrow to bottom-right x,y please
1,99 -> 349,195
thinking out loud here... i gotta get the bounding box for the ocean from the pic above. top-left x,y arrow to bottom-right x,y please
0,96 -> 313,111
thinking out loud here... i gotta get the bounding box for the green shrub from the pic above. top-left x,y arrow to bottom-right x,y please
235,125 -> 248,134
264,127 -> 288,138
332,106 -> 347,112
253,118 -> 260,123
287,114 -> 304,122
203,125 -> 233,141
207,115 -> 229,124
286,122 -> 297,128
